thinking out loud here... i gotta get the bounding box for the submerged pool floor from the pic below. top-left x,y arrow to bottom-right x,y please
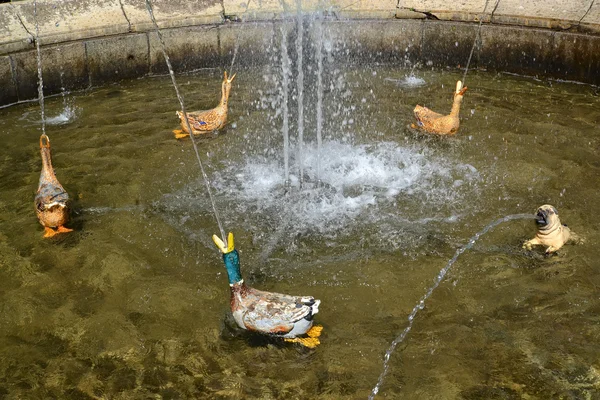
0,65 -> 599,398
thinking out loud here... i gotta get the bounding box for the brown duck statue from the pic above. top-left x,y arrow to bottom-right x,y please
412,80 -> 468,135
173,71 -> 236,139
35,134 -> 72,238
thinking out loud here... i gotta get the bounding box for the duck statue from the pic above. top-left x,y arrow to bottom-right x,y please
212,232 -> 323,348
412,80 -> 468,135
173,71 -> 236,139
35,134 -> 72,238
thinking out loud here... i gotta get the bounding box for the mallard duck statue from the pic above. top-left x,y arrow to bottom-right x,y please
173,71 -> 236,139
213,232 -> 323,348
35,134 -> 72,238
412,80 -> 468,135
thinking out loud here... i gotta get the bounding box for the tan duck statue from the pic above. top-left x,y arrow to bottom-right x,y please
173,71 -> 236,139
213,232 -> 323,348
412,80 -> 468,135
35,134 -> 72,238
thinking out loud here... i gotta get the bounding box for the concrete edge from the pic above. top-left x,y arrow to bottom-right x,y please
2,1 -> 599,57
1,11 -> 599,107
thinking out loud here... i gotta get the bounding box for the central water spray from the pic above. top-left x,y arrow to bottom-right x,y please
315,17 -> 324,185
296,0 -> 305,187
280,25 -> 291,188
369,213 -> 534,399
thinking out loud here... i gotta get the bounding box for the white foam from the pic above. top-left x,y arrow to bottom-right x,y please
46,105 -> 79,125
385,75 -> 426,88
213,140 -> 481,234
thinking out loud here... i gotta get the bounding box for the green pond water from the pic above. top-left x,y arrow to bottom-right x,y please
0,64 -> 599,399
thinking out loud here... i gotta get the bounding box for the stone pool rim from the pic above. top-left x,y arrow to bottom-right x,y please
1,0 -> 599,107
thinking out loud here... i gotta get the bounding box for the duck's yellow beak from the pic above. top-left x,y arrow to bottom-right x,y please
212,232 -> 235,254
223,71 -> 236,83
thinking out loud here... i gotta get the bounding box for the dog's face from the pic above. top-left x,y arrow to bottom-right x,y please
535,204 -> 559,227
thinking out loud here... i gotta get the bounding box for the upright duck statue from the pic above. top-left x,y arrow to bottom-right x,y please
412,80 -> 468,135
213,232 -> 323,348
35,134 -> 72,238
173,71 -> 236,139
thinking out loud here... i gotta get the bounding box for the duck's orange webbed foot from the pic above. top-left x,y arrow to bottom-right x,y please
43,227 -> 57,238
173,129 -> 189,139
43,226 -> 73,238
284,336 -> 321,348
307,325 -> 323,338
57,225 -> 73,234
284,325 -> 323,348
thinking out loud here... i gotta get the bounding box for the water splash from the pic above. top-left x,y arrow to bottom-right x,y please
385,75 -> 426,88
211,140 -> 482,235
368,212 -> 535,399
46,103 -> 79,125
45,67 -> 80,125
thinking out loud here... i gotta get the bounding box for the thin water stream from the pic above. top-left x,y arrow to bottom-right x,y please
0,60 -> 599,398
144,0 -> 227,243
461,0 -> 500,86
369,213 -> 535,399
32,0 -> 46,135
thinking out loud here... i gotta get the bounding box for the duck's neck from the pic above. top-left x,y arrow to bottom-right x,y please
39,146 -> 57,183
220,85 -> 230,107
450,96 -> 463,118
223,249 -> 243,285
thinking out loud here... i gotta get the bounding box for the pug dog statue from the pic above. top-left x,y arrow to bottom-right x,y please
523,205 -> 575,254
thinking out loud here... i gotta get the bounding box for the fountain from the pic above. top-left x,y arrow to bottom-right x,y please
295,0 -> 306,187
0,0 -> 599,398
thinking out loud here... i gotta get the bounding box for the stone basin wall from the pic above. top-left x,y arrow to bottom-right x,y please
1,0 -> 599,107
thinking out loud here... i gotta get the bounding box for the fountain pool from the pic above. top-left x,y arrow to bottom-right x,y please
0,64 -> 599,398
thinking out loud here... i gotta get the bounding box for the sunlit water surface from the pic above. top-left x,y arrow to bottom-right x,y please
1,66 -> 599,399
